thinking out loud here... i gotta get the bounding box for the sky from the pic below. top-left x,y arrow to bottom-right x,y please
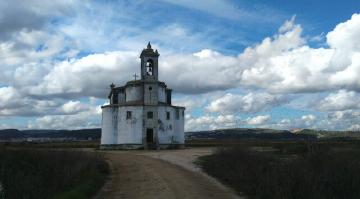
1,0 -> 360,131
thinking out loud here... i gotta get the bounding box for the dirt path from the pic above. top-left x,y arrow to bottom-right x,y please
95,148 -> 241,199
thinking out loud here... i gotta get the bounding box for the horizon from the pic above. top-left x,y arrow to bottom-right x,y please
1,1 -> 360,131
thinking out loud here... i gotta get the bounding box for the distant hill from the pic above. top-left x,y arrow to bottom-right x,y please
0,129 -> 26,139
294,129 -> 360,140
1,127 -> 359,142
186,128 -> 317,141
0,128 -> 101,141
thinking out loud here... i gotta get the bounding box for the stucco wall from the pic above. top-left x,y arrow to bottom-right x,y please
117,106 -> 143,144
157,106 -> 184,144
118,92 -> 125,103
173,108 -> 185,144
101,106 -> 118,145
158,86 -> 166,103
125,85 -> 142,102
157,106 -> 174,144
143,83 -> 158,105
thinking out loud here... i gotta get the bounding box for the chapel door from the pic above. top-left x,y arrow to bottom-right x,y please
146,128 -> 154,143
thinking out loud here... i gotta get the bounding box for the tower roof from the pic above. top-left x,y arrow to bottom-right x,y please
140,42 -> 160,57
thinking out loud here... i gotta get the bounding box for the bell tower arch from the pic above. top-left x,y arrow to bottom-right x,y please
140,42 -> 160,81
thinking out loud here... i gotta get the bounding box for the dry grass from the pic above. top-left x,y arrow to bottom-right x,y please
0,148 -> 109,199
198,142 -> 360,199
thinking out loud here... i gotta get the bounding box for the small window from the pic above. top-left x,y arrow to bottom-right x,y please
126,111 -> 132,120
147,111 -> 153,119
166,111 -> 170,120
182,110 -> 184,117
149,86 -> 152,91
112,93 -> 118,104
146,59 -> 153,76
175,109 -> 180,120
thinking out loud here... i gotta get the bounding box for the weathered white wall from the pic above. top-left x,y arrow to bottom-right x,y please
118,92 -> 125,103
144,83 -> 158,105
125,85 -> 142,102
102,80 -> 185,147
101,106 -> 118,145
158,86 -> 166,103
157,106 -> 174,144
173,108 -> 185,144
117,106 -> 143,144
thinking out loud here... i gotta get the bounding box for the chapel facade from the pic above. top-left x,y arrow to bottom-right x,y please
100,43 -> 185,149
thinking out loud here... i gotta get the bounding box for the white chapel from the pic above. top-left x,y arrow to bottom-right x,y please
100,43 -> 185,149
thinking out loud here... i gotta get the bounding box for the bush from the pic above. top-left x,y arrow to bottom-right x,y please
0,148 -> 109,199
198,144 -> 360,199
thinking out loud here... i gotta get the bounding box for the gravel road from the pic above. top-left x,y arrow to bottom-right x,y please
95,148 -> 242,199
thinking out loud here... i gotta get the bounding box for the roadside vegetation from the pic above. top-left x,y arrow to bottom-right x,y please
0,147 -> 109,199
198,141 -> 360,199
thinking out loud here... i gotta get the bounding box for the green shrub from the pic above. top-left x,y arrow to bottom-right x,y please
0,149 -> 109,199
198,144 -> 360,199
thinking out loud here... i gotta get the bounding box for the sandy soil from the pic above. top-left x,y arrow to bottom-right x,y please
94,148 -> 242,199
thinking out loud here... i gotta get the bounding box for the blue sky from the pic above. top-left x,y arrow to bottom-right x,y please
0,0 -> 360,131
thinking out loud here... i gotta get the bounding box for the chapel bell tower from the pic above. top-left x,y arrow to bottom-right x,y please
140,42 -> 160,81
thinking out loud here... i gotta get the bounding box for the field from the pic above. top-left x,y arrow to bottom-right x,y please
197,140 -> 360,199
1,138 -> 360,199
0,147 -> 109,199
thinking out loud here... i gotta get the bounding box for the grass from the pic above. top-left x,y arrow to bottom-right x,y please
198,141 -> 360,199
0,140 -> 100,149
0,148 -> 109,199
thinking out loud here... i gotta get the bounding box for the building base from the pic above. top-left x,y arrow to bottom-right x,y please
100,144 -> 184,150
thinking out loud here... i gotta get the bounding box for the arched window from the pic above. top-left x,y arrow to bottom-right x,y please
146,59 -> 153,76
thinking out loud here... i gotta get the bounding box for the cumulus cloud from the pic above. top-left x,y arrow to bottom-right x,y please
0,86 -> 97,119
239,14 -> 360,93
0,86 -> 60,116
1,3 -> 360,131
185,114 -> 240,131
25,13 -> 360,99
300,114 -> 317,126
246,115 -> 271,125
5,14 -> 360,100
28,102 -> 101,129
25,48 -> 240,98
29,111 -> 100,130
28,51 -> 138,98
57,101 -> 89,115
317,90 -> 360,111
0,0 -> 76,40
158,0 -> 281,24
206,92 -> 285,114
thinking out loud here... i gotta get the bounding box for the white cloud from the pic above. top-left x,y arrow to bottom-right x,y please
239,13 -> 360,93
28,51 -> 138,98
0,86 -> 97,117
328,110 -> 360,121
349,124 -> 360,131
1,4 -> 360,132
24,48 -> 241,98
327,14 -> 360,52
185,114 -> 239,131
0,0 -> 76,40
158,0 -> 281,23
206,92 -> 285,114
246,115 -> 271,125
0,86 -> 60,117
28,104 -> 101,129
317,90 -> 360,111
11,14 -> 360,100
301,114 -> 316,126
58,101 -> 88,115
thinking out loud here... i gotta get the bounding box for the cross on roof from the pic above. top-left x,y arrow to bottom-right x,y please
133,73 -> 138,80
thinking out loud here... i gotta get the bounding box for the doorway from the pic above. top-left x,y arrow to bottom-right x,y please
146,128 -> 153,143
